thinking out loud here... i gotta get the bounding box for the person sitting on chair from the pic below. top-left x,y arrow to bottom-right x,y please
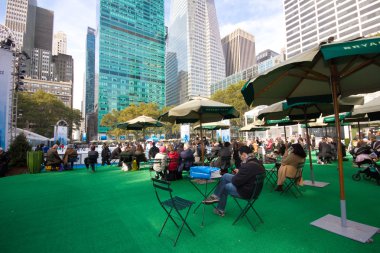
111,144 -> 122,160
317,137 -> 332,164
202,146 -> 265,216
167,144 -> 180,181
101,143 -> 111,166
178,143 -> 195,179
119,145 -> 134,169
85,145 -> 99,172
153,146 -> 168,179
46,144 -> 63,170
219,142 -> 232,175
275,143 -> 306,192
134,144 -> 147,169
149,142 -> 159,159
63,144 -> 78,170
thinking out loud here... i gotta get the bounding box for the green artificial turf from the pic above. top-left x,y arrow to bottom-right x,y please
0,157 -> 379,253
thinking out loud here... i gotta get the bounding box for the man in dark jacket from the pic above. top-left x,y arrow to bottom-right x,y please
203,145 -> 265,216
148,142 -> 159,159
101,144 -> 111,165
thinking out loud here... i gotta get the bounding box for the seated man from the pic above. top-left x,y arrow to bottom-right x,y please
46,144 -> 63,170
85,145 -> 99,172
203,146 -> 265,216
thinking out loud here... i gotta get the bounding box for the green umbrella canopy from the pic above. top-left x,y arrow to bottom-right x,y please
322,112 -> 351,123
117,115 -> 163,130
241,36 -> 380,230
193,121 -> 230,130
257,98 -> 360,121
159,97 -> 239,124
264,117 -> 299,126
241,36 -> 380,107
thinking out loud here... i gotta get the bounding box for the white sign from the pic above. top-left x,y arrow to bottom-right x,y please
217,120 -> 231,142
181,124 -> 190,143
54,125 -> 68,145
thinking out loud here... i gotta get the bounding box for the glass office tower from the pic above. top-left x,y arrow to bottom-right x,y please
85,27 -> 96,115
166,0 -> 225,106
97,0 -> 166,135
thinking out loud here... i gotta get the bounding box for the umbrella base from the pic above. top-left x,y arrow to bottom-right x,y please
303,180 -> 329,187
311,214 -> 379,243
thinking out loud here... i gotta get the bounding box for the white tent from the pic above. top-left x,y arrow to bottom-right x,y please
16,128 -> 49,147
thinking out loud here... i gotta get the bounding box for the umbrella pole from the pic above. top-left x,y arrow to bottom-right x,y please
330,63 -> 347,227
199,114 -> 204,165
283,125 -> 287,140
357,121 -> 361,139
303,111 -> 315,184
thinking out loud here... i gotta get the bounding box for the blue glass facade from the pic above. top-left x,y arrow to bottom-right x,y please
97,0 -> 166,134
85,27 -> 96,115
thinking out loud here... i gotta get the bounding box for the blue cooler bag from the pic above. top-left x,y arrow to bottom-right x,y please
190,166 -> 220,179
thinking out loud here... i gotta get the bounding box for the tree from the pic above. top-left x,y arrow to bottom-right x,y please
17,90 -> 82,138
8,133 -> 32,167
100,103 -> 179,140
211,80 -> 250,128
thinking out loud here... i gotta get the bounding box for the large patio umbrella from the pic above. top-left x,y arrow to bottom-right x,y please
194,121 -> 230,141
193,121 -> 230,130
352,96 -> 380,121
258,99 -> 358,187
241,36 -> 380,242
159,97 -> 239,163
117,115 -> 163,142
239,123 -> 269,132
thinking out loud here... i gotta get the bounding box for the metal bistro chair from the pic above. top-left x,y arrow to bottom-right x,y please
149,158 -> 169,179
265,157 -> 282,189
281,162 -> 305,198
232,173 -> 266,231
151,178 -> 195,247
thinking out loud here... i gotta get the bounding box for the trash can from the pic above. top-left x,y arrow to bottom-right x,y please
27,151 -> 43,174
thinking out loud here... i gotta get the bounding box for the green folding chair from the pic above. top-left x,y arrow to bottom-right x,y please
281,162 -> 304,198
151,178 -> 195,246
232,173 -> 266,231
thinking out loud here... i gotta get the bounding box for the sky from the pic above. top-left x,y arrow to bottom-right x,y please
0,0 -> 285,111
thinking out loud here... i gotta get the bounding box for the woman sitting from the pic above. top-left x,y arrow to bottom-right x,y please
167,144 -> 180,181
119,145 -> 134,170
153,146 -> 168,179
134,144 -> 147,170
63,144 -> 78,170
275,143 -> 306,191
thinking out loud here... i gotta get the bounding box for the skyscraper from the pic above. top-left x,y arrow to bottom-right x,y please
4,0 -> 37,50
221,28 -> 256,77
97,0 -> 166,136
284,0 -> 380,58
53,31 -> 67,55
85,27 -> 96,116
5,0 -> 74,108
166,0 -> 225,106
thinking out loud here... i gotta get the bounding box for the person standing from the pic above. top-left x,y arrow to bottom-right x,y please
203,146 -> 266,216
